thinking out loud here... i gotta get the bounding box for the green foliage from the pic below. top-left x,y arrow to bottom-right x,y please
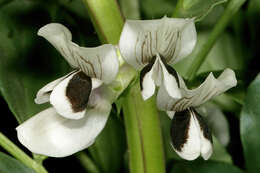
0,0 -> 258,172
240,74 -> 260,173
0,152 -> 36,173
88,112 -> 127,173
171,160 -> 243,173
140,0 -> 176,18
0,1 -> 72,123
173,0 -> 227,21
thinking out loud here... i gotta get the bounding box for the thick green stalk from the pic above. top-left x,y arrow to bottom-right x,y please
122,82 -> 166,173
82,1 -> 165,172
0,132 -> 48,173
82,0 -> 124,44
183,0 -> 247,80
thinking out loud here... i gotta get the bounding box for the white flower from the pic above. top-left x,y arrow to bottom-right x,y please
16,23 -> 119,157
158,68 -> 237,160
119,16 -> 197,100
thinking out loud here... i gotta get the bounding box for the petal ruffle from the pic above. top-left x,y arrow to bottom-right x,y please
119,17 -> 196,70
16,100 -> 111,157
157,68 -> 237,112
38,23 -> 119,83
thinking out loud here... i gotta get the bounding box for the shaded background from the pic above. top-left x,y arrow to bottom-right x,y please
1,0 -> 260,172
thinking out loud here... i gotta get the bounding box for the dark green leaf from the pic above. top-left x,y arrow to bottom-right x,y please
0,152 -> 36,173
171,160 -> 243,173
88,112 -> 127,173
0,1 -> 70,123
173,0 -> 227,21
240,73 -> 260,173
140,0 -> 176,18
174,32 -> 245,78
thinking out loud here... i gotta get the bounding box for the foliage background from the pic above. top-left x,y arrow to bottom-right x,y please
0,0 -> 259,172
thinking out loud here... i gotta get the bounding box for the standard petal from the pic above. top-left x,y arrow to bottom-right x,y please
35,71 -> 77,104
50,71 -> 92,120
16,101 -> 111,157
38,23 -> 119,83
159,68 -> 237,112
163,17 -> 196,64
170,109 -> 201,160
119,17 -> 196,70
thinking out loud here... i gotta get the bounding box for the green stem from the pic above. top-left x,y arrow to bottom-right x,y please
82,1 -> 165,172
122,81 -> 166,173
185,0 -> 247,81
82,0 -> 124,44
76,152 -> 100,173
0,132 -> 48,173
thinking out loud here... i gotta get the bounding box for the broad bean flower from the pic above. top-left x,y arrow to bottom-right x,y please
119,16 -> 196,100
119,17 -> 237,160
16,23 -> 119,157
158,68 -> 237,160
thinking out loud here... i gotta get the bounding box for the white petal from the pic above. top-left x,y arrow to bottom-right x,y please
171,110 -> 201,160
119,17 -> 196,70
91,78 -> 103,89
140,54 -> 181,101
167,18 -> 197,64
166,111 -> 175,119
38,23 -> 119,83
50,71 -> 92,120
35,71 -> 76,104
192,110 -> 213,160
157,81 -> 179,111
16,101 -> 111,157
200,136 -> 213,160
159,68 -> 237,112
140,67 -> 156,100
158,56 -> 181,99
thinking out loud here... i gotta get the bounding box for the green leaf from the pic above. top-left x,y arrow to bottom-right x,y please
119,0 -> 140,19
173,0 -> 227,21
240,73 -> 260,173
0,1 -> 70,123
174,31 -> 245,78
171,160 -> 243,173
88,112 -> 127,173
0,152 -> 36,173
140,0 -> 176,18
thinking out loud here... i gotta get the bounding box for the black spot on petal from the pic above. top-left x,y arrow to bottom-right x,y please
66,71 -> 92,113
170,110 -> 191,151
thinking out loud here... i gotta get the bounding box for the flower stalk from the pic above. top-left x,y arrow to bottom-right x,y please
122,81 -> 166,173
82,1 -> 166,172
177,0 -> 247,81
0,132 -> 48,173
82,0 -> 124,44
